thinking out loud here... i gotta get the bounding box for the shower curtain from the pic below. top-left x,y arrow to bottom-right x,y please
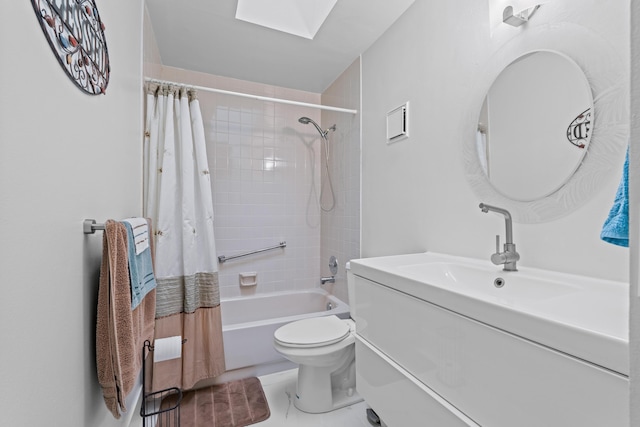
144,83 -> 225,391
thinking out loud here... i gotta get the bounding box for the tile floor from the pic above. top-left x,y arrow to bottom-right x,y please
254,369 -> 373,427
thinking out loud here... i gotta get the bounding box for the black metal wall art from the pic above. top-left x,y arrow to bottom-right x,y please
31,0 -> 110,95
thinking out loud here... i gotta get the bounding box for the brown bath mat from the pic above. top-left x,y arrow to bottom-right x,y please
160,377 -> 270,427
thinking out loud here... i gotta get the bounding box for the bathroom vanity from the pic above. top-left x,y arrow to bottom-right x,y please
350,252 -> 629,427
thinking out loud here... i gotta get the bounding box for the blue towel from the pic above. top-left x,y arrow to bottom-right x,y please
122,220 -> 157,309
601,148 -> 629,247
123,217 -> 149,255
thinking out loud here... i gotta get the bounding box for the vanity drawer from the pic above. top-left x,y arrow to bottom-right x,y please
355,335 -> 478,427
354,275 -> 628,427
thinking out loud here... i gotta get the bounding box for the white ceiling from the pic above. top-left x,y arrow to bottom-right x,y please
145,0 -> 415,93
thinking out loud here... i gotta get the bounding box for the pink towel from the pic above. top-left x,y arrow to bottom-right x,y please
96,220 -> 156,418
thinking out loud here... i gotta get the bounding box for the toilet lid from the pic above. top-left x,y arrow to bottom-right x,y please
274,315 -> 350,347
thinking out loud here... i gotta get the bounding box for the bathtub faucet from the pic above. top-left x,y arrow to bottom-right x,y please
479,203 -> 520,271
321,256 -> 338,285
320,276 -> 335,285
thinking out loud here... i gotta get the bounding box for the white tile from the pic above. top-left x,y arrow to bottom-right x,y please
255,369 -> 371,427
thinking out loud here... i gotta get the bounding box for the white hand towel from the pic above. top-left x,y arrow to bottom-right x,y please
123,218 -> 149,255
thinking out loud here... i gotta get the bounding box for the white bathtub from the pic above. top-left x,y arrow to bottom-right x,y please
216,289 -> 350,382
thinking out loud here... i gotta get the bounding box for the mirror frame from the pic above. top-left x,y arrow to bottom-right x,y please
463,24 -> 628,223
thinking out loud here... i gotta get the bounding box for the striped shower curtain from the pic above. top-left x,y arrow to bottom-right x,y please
144,83 -> 225,391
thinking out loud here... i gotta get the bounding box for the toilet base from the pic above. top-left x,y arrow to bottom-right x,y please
293,350 -> 363,414
294,381 -> 363,414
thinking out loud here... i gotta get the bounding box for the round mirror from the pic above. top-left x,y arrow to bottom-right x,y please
477,50 -> 593,202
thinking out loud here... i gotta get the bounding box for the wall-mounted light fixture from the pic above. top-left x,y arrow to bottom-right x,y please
502,4 -> 540,26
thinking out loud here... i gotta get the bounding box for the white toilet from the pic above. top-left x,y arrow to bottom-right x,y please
273,264 -> 361,413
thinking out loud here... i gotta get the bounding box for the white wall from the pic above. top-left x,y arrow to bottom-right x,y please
0,2 -> 145,426
321,58 -> 361,304
361,0 -> 629,283
143,4 -> 163,80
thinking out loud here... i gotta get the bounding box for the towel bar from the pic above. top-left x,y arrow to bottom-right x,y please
83,219 -> 105,234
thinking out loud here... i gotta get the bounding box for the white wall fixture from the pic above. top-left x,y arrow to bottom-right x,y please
488,0 -> 550,33
239,272 -> 258,287
502,4 -> 540,26
386,102 -> 409,143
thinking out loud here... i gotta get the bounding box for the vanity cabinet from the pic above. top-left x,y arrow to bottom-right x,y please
353,275 -> 628,427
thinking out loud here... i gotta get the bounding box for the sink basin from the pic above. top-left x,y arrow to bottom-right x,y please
350,252 -> 628,375
398,261 -> 581,302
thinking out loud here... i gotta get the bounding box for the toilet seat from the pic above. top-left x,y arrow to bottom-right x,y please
274,315 -> 350,348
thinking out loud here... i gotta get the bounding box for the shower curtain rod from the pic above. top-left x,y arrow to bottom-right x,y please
144,77 -> 358,115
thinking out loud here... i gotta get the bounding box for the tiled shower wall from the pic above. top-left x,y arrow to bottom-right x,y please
152,61 -> 360,302
159,67 -> 324,298
321,58 -> 361,304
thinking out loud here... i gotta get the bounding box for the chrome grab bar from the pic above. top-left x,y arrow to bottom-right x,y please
218,241 -> 286,264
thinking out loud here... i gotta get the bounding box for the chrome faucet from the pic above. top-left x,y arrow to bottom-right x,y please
320,276 -> 336,285
479,203 -> 520,271
320,255 -> 339,285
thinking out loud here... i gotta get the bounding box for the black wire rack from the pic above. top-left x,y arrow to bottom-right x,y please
141,340 -> 182,427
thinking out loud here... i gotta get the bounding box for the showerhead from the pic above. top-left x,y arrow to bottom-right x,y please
298,116 -> 335,139
298,116 -> 337,212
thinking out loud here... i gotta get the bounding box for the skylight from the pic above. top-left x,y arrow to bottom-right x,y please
235,0 -> 338,40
